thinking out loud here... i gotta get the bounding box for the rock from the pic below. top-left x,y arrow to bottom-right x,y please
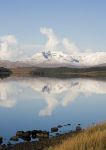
16,131 -> 24,138
0,137 -> 3,145
57,125 -> 63,128
64,123 -> 71,127
7,141 -> 12,146
67,123 -> 71,126
21,131 -> 31,141
16,131 -> 31,141
51,127 -> 58,132
22,131 -> 31,138
31,130 -> 37,139
36,131 -> 49,138
32,130 -> 49,139
76,124 -> 82,131
22,136 -> 31,141
56,133 -> 60,136
10,136 -> 19,141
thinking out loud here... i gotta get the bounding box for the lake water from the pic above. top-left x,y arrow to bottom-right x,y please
0,77 -> 106,142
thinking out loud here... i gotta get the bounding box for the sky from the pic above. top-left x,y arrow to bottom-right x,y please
0,0 -> 106,60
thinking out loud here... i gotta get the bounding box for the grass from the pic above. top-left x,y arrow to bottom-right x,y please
8,66 -> 106,78
32,66 -> 106,78
47,122 -> 106,150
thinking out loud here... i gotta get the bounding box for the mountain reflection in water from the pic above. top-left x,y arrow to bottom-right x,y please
0,77 -> 106,116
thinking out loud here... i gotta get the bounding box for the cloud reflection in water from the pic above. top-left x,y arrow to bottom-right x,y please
0,77 -> 106,116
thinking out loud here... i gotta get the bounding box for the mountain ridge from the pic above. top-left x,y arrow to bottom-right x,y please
0,51 -> 106,68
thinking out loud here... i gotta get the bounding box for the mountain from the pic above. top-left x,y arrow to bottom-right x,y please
0,77 -> 106,114
0,51 -> 106,68
23,51 -> 106,68
22,51 -> 80,68
77,52 -> 106,66
0,60 -> 32,68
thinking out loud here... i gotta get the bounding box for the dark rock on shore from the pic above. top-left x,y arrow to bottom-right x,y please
0,137 -> 3,145
32,130 -> 49,139
22,131 -> 31,138
51,127 -> 58,132
76,124 -> 82,131
31,130 -> 37,139
10,136 -> 19,142
22,136 -> 31,142
16,131 -> 31,141
5,131 -> 77,150
36,131 -> 49,139
16,131 -> 24,138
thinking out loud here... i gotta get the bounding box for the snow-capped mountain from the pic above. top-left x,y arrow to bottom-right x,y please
23,51 -> 106,67
23,51 -> 80,68
0,50 -> 106,68
77,52 -> 106,66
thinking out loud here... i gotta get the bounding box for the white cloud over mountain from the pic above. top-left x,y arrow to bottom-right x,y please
40,27 -> 59,51
0,27 -> 105,61
62,38 -> 79,54
0,35 -> 18,60
0,27 -> 106,66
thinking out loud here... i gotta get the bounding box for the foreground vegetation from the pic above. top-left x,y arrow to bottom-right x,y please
0,122 -> 105,150
47,122 -> 106,150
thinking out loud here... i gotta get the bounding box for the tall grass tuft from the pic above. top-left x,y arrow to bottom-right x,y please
47,122 -> 106,150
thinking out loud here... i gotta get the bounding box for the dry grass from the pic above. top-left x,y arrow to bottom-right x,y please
11,67 -> 33,76
47,123 -> 106,150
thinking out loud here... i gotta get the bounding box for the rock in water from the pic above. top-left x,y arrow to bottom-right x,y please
36,131 -> 49,138
10,136 -> 19,141
16,131 -> 24,138
51,127 -> 58,132
57,125 -> 63,128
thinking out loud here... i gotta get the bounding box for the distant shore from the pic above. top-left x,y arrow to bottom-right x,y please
10,66 -> 106,78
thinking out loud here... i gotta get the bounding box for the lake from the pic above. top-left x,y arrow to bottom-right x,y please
0,77 -> 106,143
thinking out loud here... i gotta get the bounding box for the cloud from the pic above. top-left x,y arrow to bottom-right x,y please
0,77 -> 106,116
62,38 -> 79,54
39,96 -> 58,116
0,27 -> 105,61
0,35 -> 18,60
0,81 -> 16,108
40,27 -> 59,51
0,35 -> 17,45
0,35 -> 39,60
40,27 -> 80,54
0,27 -> 80,60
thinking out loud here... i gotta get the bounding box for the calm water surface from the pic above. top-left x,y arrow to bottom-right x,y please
0,77 -> 106,141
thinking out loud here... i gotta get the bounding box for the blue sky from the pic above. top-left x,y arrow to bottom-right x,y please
0,0 -> 106,52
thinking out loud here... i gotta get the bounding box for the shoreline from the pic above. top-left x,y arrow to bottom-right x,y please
0,125 -> 82,150
1,66 -> 106,78
0,122 -> 106,150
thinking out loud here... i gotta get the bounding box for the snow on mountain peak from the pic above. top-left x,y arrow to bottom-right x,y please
22,50 -> 106,67
26,50 -> 80,67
